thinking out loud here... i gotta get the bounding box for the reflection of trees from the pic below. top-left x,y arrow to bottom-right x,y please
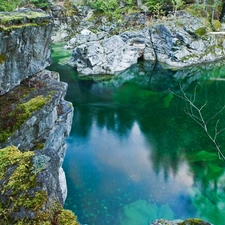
59,59 -> 225,182
53,58 -> 225,222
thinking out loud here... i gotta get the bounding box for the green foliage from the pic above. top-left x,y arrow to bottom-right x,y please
171,0 -> 184,15
26,0 -> 49,9
0,91 -> 49,142
88,0 -> 119,12
0,0 -> 22,12
144,0 -> 165,18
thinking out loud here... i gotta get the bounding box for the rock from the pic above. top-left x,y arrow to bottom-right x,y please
0,9 -> 52,95
64,29 -> 107,49
151,218 -> 212,225
120,28 -> 156,61
68,34 -> 144,75
0,70 -> 74,223
67,11 -> 225,75
0,10 -> 78,224
150,11 -> 225,67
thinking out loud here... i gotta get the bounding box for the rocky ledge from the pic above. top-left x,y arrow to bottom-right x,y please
0,10 -> 78,224
67,11 -> 225,75
0,70 -> 76,224
0,9 -> 52,95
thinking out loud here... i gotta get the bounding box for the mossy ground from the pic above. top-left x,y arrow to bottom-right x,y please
0,11 -> 51,31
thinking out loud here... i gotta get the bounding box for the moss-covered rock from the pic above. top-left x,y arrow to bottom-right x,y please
0,146 -> 79,225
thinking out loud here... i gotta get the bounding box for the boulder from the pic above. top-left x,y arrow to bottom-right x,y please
64,29 -> 107,49
150,12 -> 225,67
68,35 -> 143,75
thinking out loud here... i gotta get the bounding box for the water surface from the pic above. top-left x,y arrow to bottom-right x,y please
48,43 -> 225,225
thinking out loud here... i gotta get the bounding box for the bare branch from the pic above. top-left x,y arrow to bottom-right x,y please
206,104 -> 225,124
169,84 -> 225,161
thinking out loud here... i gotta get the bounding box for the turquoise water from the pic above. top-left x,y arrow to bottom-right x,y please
48,43 -> 225,225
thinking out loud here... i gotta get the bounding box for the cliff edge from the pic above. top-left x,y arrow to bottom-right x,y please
0,9 -> 78,225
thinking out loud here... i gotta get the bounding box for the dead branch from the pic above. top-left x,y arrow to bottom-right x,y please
170,84 -> 225,160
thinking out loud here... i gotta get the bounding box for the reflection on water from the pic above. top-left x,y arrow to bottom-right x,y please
48,44 -> 225,225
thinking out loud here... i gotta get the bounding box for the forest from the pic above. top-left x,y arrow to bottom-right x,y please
0,0 -> 225,23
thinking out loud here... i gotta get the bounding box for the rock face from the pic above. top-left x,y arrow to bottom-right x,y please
150,11 -> 225,67
68,34 -> 144,75
0,9 -> 52,95
67,11 -> 225,75
0,10 -> 77,224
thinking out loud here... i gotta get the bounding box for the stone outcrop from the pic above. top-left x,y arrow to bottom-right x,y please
0,10 -> 77,224
68,34 -> 144,75
0,9 -> 52,95
150,11 -> 225,67
66,11 -> 225,75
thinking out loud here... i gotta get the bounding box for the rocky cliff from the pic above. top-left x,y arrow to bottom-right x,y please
66,11 -> 225,75
0,9 -> 78,224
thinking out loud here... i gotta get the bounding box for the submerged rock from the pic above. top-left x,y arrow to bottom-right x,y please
151,218 -> 212,225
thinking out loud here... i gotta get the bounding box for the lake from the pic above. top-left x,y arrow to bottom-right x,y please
48,43 -> 225,225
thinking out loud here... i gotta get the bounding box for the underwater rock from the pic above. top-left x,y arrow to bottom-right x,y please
151,218 -> 212,225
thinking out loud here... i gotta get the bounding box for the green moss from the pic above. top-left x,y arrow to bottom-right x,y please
0,53 -> 6,64
0,146 -> 79,224
0,94 -> 49,143
178,218 -> 208,225
194,27 -> 207,37
0,11 -> 51,31
31,143 -> 45,151
181,54 -> 198,62
57,210 -> 79,225
212,20 -> 222,31
0,146 -> 48,222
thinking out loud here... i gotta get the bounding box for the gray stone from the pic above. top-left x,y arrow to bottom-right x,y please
0,10 -> 52,95
68,34 -> 143,75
